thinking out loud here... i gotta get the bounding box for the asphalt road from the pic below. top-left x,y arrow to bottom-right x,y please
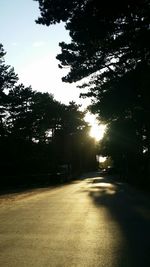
0,173 -> 150,267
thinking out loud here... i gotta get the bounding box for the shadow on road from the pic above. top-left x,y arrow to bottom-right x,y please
84,172 -> 150,267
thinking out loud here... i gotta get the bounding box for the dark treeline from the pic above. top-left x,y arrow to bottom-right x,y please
0,44 -> 97,188
35,0 -> 150,188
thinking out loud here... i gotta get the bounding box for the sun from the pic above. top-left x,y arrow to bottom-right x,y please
84,112 -> 106,141
89,124 -> 106,141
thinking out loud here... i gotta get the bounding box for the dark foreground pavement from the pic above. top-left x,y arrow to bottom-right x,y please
0,173 -> 150,267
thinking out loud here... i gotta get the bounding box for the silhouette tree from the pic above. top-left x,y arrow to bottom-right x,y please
0,45 -> 97,187
0,44 -> 18,137
35,0 -> 150,185
52,101 -> 95,173
31,91 -> 62,142
89,65 -> 150,181
35,0 -> 149,81
7,84 -> 34,140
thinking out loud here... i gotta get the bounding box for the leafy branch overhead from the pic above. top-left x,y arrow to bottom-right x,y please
35,0 -> 150,84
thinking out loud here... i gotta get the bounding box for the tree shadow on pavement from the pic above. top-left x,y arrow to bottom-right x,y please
86,174 -> 150,267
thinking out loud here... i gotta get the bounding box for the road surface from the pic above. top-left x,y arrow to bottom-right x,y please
0,173 -> 150,267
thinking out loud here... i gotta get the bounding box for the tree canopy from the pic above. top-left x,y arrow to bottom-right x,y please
35,0 -> 149,81
35,0 -> 150,186
0,44 -> 97,188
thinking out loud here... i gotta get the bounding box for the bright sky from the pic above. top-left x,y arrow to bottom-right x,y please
0,0 -> 91,107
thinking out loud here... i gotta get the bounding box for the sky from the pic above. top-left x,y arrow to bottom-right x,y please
0,0 -> 91,107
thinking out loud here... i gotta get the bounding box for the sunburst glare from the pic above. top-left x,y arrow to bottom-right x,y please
84,112 -> 106,141
89,124 -> 106,141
